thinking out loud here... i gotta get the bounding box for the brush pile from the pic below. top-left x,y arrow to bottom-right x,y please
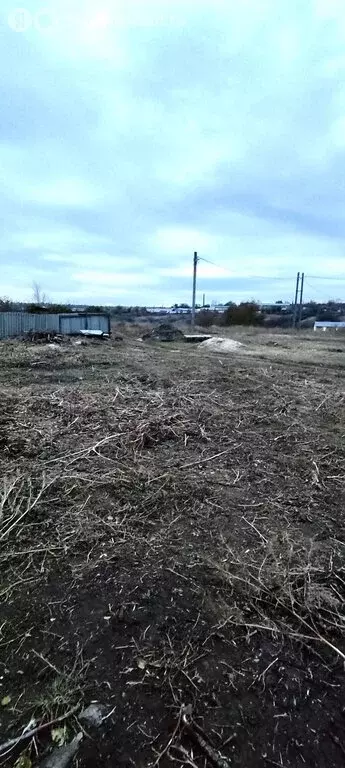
142,323 -> 185,342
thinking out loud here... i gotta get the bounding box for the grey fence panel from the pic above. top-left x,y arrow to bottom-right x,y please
59,315 -> 87,335
0,313 -> 60,339
86,314 -> 110,333
59,314 -> 110,334
0,312 -> 110,339
21,314 -> 60,333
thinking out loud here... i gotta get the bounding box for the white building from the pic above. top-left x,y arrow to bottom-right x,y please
314,321 -> 345,331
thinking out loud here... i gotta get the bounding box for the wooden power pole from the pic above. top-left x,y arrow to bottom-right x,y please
191,251 -> 198,327
292,272 -> 300,329
297,272 -> 305,329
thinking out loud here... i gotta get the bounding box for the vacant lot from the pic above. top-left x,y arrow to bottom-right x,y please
1,330 -> 345,768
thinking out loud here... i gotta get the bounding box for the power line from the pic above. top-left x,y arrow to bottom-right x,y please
306,275 -> 345,281
197,256 -> 219,267
304,280 -> 326,296
304,280 -> 345,302
189,259 -> 345,283
198,269 -> 296,281
236,276 -> 294,281
191,255 -> 345,316
196,266 -> 345,282
197,255 -> 296,279
304,280 -> 333,296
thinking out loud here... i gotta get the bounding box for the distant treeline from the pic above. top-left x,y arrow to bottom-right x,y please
197,300 -> 345,328
1,298 -> 344,327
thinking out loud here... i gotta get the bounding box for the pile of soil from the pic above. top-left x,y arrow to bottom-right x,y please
143,323 -> 185,342
200,336 -> 243,352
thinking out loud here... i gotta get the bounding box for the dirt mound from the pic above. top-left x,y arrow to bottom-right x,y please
199,336 -> 243,352
143,323 -> 184,342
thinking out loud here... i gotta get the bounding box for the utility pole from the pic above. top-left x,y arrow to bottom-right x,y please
202,293 -> 206,308
191,251 -> 198,327
292,272 -> 300,329
298,272 -> 305,329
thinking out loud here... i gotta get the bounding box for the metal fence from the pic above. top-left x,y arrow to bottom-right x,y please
0,312 -> 111,339
0,312 -> 60,339
59,314 -> 110,335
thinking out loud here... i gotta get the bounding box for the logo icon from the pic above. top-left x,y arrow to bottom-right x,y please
8,7 -> 32,32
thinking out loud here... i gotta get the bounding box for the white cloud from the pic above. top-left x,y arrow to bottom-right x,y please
159,263 -> 234,279
42,253 -> 143,269
152,228 -> 216,256
8,229 -> 111,252
314,0 -> 344,20
72,270 -> 159,286
330,116 -> 345,147
29,178 -> 101,207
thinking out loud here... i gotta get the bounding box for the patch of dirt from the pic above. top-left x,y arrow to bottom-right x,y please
0,338 -> 345,768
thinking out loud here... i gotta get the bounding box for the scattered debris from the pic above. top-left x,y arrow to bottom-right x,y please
51,726 -> 67,747
184,334 -> 213,344
13,753 -> 32,768
44,344 -> 61,351
79,704 -> 108,727
199,336 -> 243,352
26,331 -> 63,344
183,714 -> 231,768
142,323 -> 185,342
79,330 -> 109,339
0,706 -> 80,757
1,336 -> 345,768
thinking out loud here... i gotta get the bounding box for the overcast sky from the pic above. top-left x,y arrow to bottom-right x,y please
1,0 -> 345,306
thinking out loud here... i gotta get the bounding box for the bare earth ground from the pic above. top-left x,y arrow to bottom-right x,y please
0,328 -> 345,767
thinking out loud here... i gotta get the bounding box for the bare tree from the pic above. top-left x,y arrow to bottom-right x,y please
0,297 -> 12,311
32,282 -> 47,306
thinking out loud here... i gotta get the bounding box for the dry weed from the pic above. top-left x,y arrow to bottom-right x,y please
210,531 -> 345,659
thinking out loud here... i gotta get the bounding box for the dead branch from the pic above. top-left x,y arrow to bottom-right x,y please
0,705 -> 80,756
182,716 -> 231,768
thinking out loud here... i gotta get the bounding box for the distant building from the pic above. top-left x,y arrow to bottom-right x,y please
314,321 -> 345,331
146,307 -> 170,314
259,302 -> 291,313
